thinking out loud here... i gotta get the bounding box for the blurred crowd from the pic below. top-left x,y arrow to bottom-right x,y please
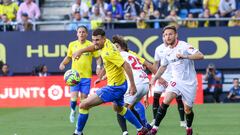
0,60 -> 50,76
0,0 -> 40,31
1,0 -> 240,31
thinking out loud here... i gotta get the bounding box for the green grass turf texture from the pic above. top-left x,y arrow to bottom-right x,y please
1,104 -> 240,135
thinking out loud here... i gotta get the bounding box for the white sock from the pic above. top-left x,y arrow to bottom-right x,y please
71,109 -> 76,113
74,129 -> 82,135
150,119 -> 156,126
137,126 -> 143,131
153,125 -> 159,130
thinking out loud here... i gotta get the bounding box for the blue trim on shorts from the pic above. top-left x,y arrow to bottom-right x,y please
70,78 -> 91,95
96,81 -> 128,107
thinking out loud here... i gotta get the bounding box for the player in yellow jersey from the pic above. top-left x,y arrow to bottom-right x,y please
59,26 -> 101,125
72,29 -> 148,135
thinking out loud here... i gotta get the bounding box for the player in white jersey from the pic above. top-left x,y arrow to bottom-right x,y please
152,42 -> 186,127
112,35 -> 152,135
147,25 -> 204,135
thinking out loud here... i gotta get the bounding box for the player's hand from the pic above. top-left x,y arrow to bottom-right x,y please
143,98 -> 149,109
59,63 -> 65,70
176,53 -> 187,59
72,50 -> 82,61
158,77 -> 168,88
129,85 -> 137,96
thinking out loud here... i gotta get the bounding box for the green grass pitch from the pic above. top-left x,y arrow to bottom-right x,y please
1,104 -> 240,135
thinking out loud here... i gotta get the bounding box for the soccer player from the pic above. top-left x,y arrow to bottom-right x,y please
59,26 -> 101,124
152,37 -> 186,127
72,29 -> 148,135
112,35 -> 152,135
147,25 -> 204,135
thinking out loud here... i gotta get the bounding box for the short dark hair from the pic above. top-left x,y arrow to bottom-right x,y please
2,64 -> 9,67
162,25 -> 177,34
112,35 -> 129,51
77,25 -> 88,33
92,28 -> 105,37
233,78 -> 239,81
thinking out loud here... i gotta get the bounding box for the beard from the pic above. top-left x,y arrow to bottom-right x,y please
166,38 -> 176,46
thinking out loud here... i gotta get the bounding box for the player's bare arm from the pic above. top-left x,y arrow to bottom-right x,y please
122,61 -> 137,96
59,56 -> 71,70
152,61 -> 160,74
144,60 -> 157,74
150,65 -> 167,86
96,57 -> 102,76
176,51 -> 204,60
73,45 -> 96,60
143,91 -> 149,108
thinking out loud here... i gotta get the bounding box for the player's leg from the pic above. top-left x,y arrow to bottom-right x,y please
113,82 -> 148,135
75,78 -> 91,134
116,87 -> 143,135
134,102 -> 152,129
73,93 -> 104,135
149,91 -> 177,135
180,84 -> 197,135
79,78 -> 91,100
116,112 -> 128,135
70,84 -> 80,123
133,84 -> 151,129
116,102 -> 142,135
113,104 -> 148,135
183,103 -> 194,135
152,92 -> 161,121
176,96 -> 186,127
151,82 -> 165,125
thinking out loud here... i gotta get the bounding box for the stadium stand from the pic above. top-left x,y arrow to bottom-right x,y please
1,0 -> 240,31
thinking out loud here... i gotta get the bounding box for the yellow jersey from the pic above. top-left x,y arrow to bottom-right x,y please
101,39 -> 126,86
0,2 -> 18,21
129,50 -> 145,64
228,16 -> 240,27
203,0 -> 220,15
67,40 -> 100,78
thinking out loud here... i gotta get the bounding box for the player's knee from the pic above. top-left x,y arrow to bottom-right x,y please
113,106 -> 123,113
124,103 -> 133,110
81,93 -> 88,99
79,102 -> 89,110
71,94 -> 78,101
112,105 -> 119,112
184,107 -> 192,114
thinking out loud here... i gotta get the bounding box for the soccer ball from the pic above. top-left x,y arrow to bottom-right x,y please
64,69 -> 81,86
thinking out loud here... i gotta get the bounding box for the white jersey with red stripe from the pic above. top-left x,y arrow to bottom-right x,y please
161,40 -> 199,107
120,51 -> 149,85
161,40 -> 198,84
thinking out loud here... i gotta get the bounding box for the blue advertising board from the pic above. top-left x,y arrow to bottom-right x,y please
0,27 -> 239,74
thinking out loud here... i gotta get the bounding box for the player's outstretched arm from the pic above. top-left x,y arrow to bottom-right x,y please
73,45 -> 96,60
150,65 -> 167,85
122,61 -> 137,96
187,51 -> 204,60
177,51 -> 204,60
59,56 -> 71,70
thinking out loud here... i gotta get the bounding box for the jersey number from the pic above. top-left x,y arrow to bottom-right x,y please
128,56 -> 142,70
170,81 -> 176,87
